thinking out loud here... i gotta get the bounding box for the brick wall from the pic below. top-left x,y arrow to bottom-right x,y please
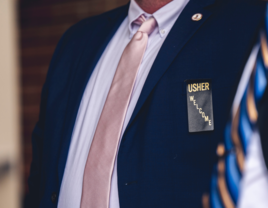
19,0 -> 129,197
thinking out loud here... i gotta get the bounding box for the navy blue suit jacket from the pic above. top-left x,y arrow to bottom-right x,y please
27,0 -> 266,207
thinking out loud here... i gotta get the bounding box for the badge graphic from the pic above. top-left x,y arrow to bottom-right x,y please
185,79 -> 214,132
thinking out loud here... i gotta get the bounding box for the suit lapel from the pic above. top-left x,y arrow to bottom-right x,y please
126,0 -> 217,130
57,5 -> 129,184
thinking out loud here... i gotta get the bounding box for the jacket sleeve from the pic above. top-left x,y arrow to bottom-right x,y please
26,23 -> 75,207
25,15 -> 97,207
26,81 -> 48,208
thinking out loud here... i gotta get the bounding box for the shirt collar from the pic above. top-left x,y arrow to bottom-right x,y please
128,0 -> 189,39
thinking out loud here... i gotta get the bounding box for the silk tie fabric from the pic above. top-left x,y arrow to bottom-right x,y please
80,15 -> 157,208
205,6 -> 268,208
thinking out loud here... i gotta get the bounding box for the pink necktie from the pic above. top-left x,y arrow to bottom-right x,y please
80,15 -> 157,208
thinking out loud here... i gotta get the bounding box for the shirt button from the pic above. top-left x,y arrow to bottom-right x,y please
160,29 -> 166,35
51,192 -> 57,204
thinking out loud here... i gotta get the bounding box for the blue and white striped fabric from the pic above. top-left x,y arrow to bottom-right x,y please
207,5 -> 268,208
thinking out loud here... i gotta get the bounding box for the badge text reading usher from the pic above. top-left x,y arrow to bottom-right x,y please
186,80 -> 214,132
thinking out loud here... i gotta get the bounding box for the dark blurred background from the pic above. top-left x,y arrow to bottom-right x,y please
19,0 -> 128,204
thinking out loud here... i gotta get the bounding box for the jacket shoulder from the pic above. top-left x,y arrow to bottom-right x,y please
63,3 -> 129,40
44,3 -> 129,84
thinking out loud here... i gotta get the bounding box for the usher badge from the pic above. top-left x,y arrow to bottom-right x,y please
185,80 -> 214,133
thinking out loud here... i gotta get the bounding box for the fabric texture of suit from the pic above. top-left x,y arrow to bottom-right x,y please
27,0 -> 266,207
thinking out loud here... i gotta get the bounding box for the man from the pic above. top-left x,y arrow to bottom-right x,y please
27,0 -> 266,207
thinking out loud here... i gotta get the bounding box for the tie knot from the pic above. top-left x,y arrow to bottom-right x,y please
134,15 -> 157,36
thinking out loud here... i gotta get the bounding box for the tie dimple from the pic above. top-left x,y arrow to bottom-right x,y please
80,15 -> 156,208
138,17 -> 157,35
133,14 -> 147,25
134,14 -> 157,35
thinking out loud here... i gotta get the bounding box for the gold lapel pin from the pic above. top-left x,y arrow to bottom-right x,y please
192,13 -> 203,21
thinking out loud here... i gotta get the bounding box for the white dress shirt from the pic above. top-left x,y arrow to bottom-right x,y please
57,0 -> 189,207
232,44 -> 268,207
